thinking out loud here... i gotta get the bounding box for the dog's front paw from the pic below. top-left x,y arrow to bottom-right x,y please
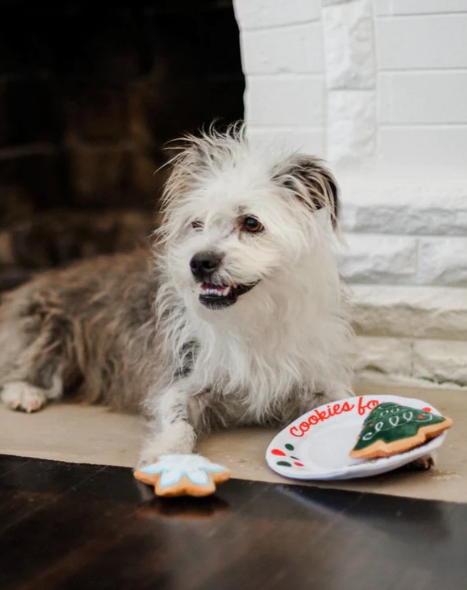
139,422 -> 196,467
1,382 -> 47,413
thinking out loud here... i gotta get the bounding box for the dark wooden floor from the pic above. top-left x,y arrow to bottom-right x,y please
1,454 -> 466,590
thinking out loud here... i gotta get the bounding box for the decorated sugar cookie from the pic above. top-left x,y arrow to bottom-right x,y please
134,454 -> 230,497
350,402 -> 453,460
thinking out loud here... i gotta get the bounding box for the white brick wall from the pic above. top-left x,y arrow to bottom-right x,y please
241,23 -> 324,75
338,234 -> 418,285
235,0 -> 467,167
234,0 -> 467,384
234,0 -> 321,31
378,127 -> 467,168
322,0 -> 376,166
246,75 -> 325,127
234,0 -> 326,156
341,177 -> 467,236
352,285 -> 467,341
419,238 -> 467,287
378,72 -> 467,124
374,10 -> 467,167
375,0 -> 467,18
375,14 -> 467,70
340,235 -> 467,288
355,336 -> 467,386
247,126 -> 324,155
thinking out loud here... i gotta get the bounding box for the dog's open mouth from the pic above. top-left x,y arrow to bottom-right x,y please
198,282 -> 258,309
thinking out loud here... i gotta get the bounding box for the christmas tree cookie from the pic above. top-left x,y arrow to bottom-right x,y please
350,402 -> 453,460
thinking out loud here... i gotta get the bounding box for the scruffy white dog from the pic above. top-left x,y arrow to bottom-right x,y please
0,127 -> 353,464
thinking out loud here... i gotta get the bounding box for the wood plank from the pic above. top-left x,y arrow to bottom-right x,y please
1,457 -> 466,590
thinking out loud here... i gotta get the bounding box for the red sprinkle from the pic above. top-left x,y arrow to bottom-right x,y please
271,449 -> 286,456
294,462 -> 304,467
423,407 -> 432,412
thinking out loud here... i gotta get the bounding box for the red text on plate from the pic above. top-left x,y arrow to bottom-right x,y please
289,397 -> 380,438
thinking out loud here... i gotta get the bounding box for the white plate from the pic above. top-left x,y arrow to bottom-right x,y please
266,395 -> 450,481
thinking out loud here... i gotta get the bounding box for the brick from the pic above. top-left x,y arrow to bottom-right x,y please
247,126 -> 325,156
376,14 -> 467,70
339,234 -> 418,284
379,72 -> 467,124
130,148 -> 169,210
128,82 -> 164,147
0,151 -> 64,212
413,340 -> 467,386
418,237 -> 467,287
2,209 -> 155,271
327,89 -> 376,165
67,86 -> 128,142
375,0 -> 467,17
129,78 -> 200,147
241,23 -> 323,74
234,0 -> 321,30
0,184 -> 34,230
354,336 -> 413,378
373,0 -> 393,15
351,284 -> 467,341
67,144 -> 130,207
322,0 -> 375,90
0,230 -> 14,264
340,175 -> 467,236
378,127 -> 467,168
246,75 -> 324,126
5,79 -> 63,146
129,75 -> 244,149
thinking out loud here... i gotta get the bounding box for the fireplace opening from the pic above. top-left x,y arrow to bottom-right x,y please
0,1 -> 245,292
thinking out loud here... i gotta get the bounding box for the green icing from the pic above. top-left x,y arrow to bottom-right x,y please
352,402 -> 447,451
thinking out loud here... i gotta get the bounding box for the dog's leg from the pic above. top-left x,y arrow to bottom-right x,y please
139,380 -> 197,465
322,376 -> 354,401
1,373 -> 62,413
0,284 -> 71,413
0,331 -> 65,413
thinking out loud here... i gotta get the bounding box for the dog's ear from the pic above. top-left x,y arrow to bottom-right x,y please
272,155 -> 340,230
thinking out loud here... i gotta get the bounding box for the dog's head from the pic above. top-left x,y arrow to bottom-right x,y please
157,127 -> 340,312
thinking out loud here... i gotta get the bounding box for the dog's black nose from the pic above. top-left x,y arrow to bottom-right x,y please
190,251 -> 223,279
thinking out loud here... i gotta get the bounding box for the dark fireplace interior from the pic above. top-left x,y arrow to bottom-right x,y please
0,0 -> 244,292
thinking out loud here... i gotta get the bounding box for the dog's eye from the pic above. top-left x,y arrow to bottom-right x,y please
191,220 -> 203,230
242,217 -> 263,234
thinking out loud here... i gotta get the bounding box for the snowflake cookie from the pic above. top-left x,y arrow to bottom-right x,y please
134,454 -> 231,497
